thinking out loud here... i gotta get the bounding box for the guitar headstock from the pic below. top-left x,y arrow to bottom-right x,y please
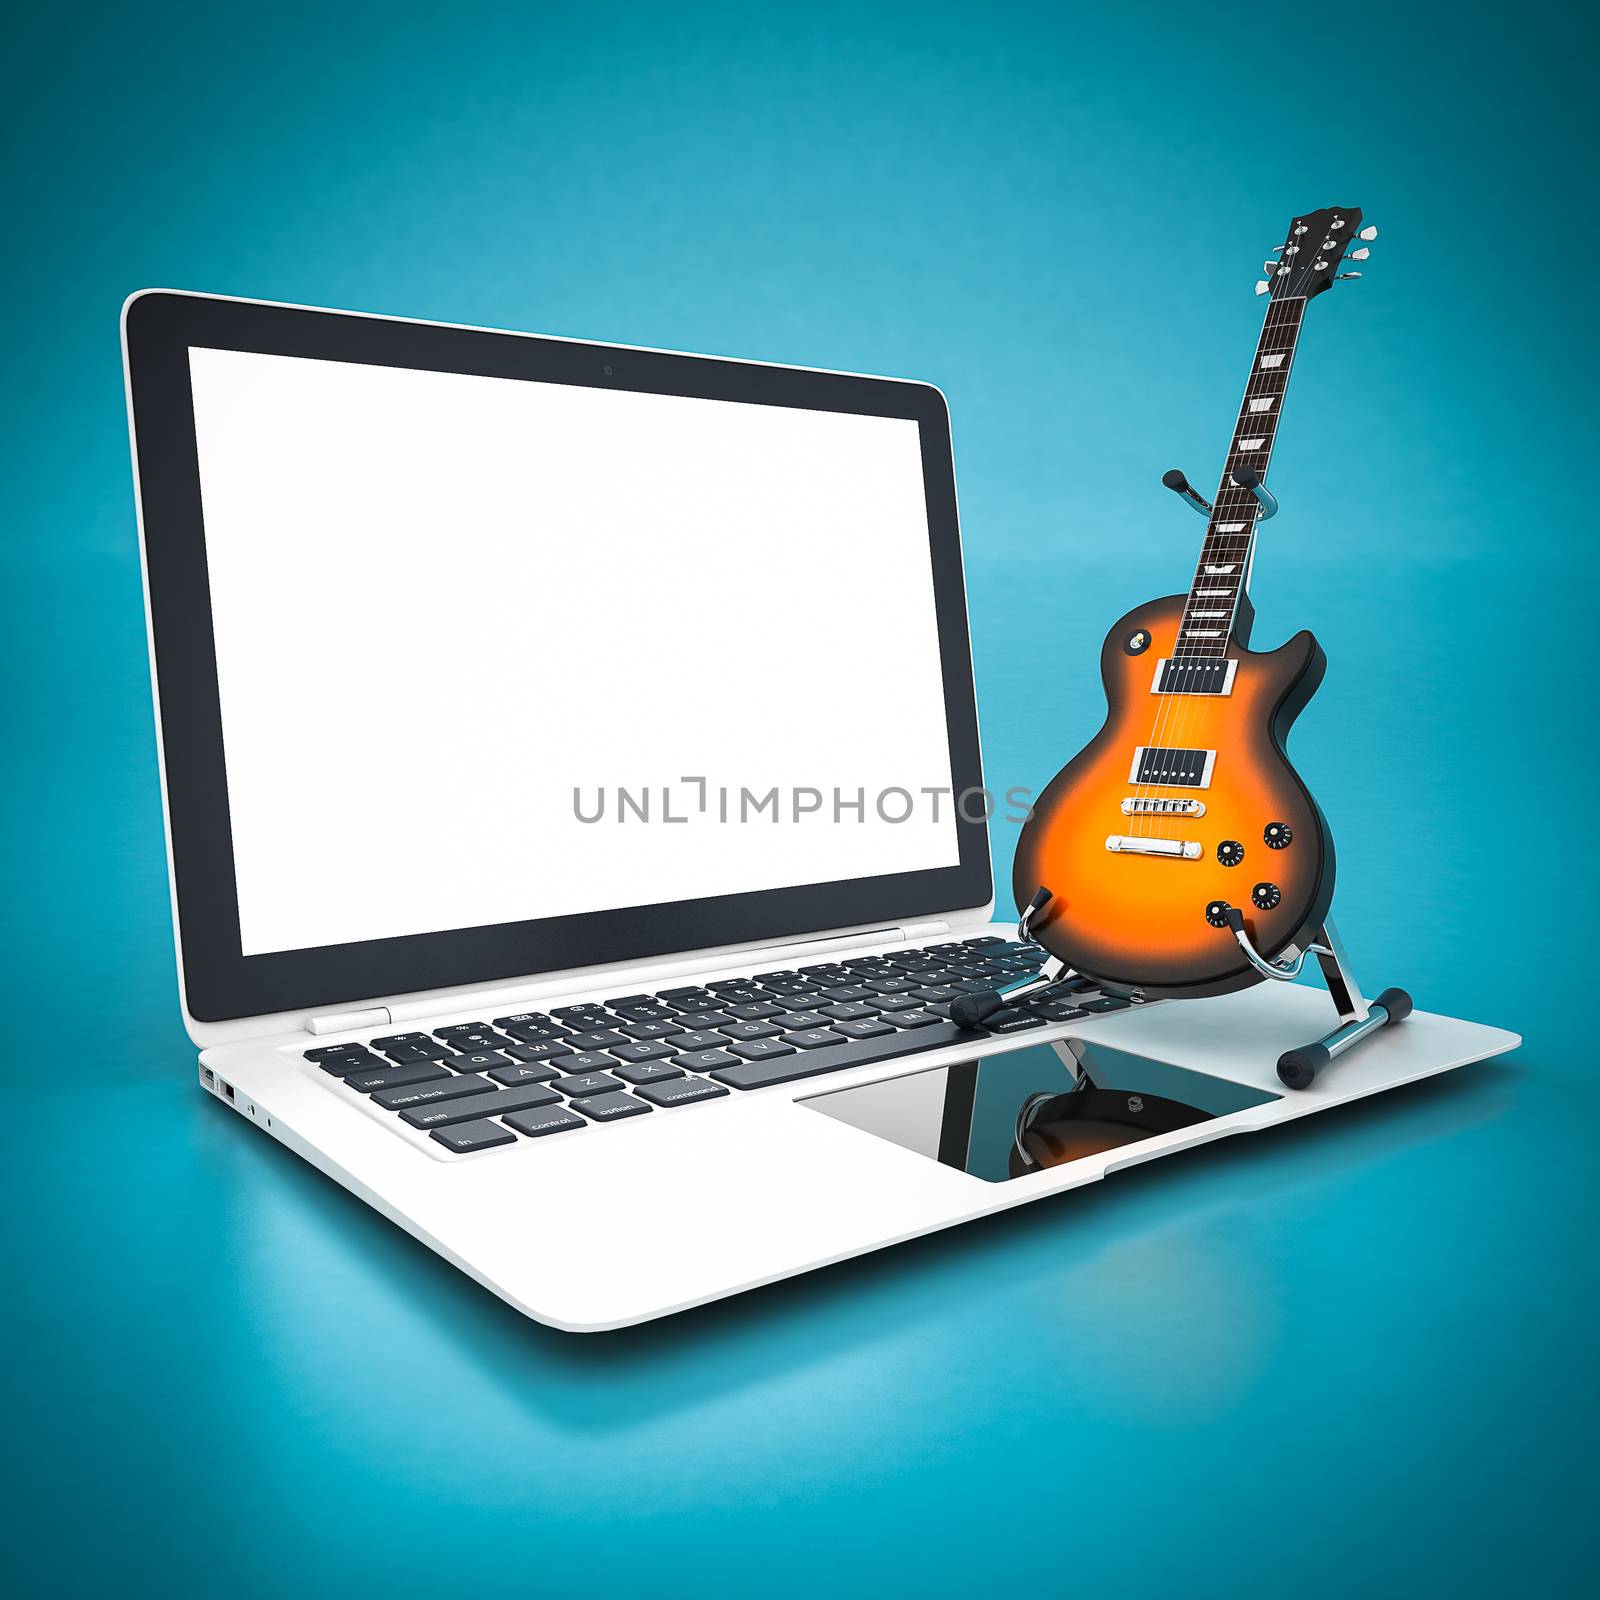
1256,206 -> 1375,302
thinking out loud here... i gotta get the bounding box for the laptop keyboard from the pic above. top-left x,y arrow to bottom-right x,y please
303,936 -> 1133,1154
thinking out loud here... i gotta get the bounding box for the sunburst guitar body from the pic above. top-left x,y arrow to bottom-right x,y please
1016,204 -> 1373,999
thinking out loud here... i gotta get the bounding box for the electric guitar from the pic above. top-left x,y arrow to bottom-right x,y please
1014,205 -> 1375,999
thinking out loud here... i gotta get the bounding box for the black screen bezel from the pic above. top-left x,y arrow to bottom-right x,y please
125,292 -> 991,1022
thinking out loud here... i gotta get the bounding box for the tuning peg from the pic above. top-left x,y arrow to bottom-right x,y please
1255,280 -> 1272,296
1358,225 -> 1378,241
1267,245 -> 1284,255
1263,259 -> 1279,272
1347,247 -> 1370,260
1335,271 -> 1363,281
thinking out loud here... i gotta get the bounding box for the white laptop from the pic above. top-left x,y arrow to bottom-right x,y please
122,291 -> 1519,1331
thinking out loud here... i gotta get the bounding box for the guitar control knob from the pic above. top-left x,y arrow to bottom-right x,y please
1217,840 -> 1244,867
1252,882 -> 1281,910
1205,900 -> 1232,928
1264,821 -> 1293,849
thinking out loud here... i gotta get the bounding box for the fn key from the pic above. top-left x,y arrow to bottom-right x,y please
429,1119 -> 516,1154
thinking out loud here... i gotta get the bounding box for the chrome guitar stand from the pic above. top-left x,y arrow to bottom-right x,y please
953,886 -> 1413,1090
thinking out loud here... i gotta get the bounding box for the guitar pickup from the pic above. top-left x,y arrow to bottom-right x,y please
1150,657 -> 1237,696
1105,834 -> 1203,859
1128,746 -> 1216,788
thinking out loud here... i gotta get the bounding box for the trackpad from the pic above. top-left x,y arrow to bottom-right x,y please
801,1042 -> 1278,1183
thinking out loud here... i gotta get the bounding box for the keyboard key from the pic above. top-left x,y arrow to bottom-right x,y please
671,1011 -> 731,1031
1081,995 -> 1132,1012
375,1038 -> 453,1063
489,1061 -> 563,1086
435,1021 -> 498,1042
633,1078 -> 730,1108
821,985 -> 875,1002
442,1050 -> 515,1073
552,1004 -> 610,1019
718,1020 -> 781,1041
548,1051 -> 618,1074
672,1049 -> 742,1072
344,1061 -> 449,1093
724,1001 -> 784,1021
305,1043 -> 372,1063
963,935 -> 1007,947
611,1059 -> 685,1086
781,1028 -> 847,1050
892,1009 -> 946,1028
430,1119 -> 517,1153
666,1030 -> 726,1052
493,1012 -> 555,1029
622,1020 -> 678,1040
864,978 -> 919,994
911,986 -> 960,1003
401,1083 -> 561,1128
727,1037 -> 796,1061
831,1017 -> 897,1039
712,1018 -> 970,1091
572,1092 -> 651,1122
311,1049 -> 386,1077
870,993 -> 921,1012
609,1039 -> 675,1063
820,1002 -> 878,1022
504,1040 -> 571,1064
1031,1003 -> 1089,1023
980,1008 -> 1047,1034
657,985 -> 715,1001
551,1072 -> 623,1098
565,1028 -> 628,1050
502,1025 -> 565,1046
776,1011 -> 829,1030
753,970 -> 796,982
504,1105 -> 587,1138
605,995 -> 655,1009
373,1073 -> 497,1110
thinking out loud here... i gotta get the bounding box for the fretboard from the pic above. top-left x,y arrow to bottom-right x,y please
1174,295 -> 1307,657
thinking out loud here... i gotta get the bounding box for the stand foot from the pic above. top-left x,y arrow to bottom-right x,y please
1278,985 -> 1413,1090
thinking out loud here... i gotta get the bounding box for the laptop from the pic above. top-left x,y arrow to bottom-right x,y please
122,291 -> 1519,1330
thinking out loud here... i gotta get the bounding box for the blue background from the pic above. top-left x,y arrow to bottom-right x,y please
6,1 -> 1595,1593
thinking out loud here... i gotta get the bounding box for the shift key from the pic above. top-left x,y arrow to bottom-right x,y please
400,1083 -> 560,1129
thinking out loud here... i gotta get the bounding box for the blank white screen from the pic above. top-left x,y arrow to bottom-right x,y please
187,346 -> 960,956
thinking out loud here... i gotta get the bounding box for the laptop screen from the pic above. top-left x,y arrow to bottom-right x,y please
126,294 -> 989,1021
188,346 -> 960,958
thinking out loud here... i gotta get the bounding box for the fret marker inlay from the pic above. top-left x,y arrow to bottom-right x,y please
1217,522 -> 1247,533
1238,437 -> 1266,450
1248,397 -> 1274,413
1259,353 -> 1286,369
1205,563 -> 1237,575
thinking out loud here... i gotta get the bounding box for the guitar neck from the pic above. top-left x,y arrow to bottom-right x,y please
1176,295 -> 1308,657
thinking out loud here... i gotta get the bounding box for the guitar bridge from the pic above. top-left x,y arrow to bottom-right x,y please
1121,797 -> 1206,817
1105,834 -> 1203,859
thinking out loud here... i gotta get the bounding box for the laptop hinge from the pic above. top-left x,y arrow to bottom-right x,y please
307,1004 -> 393,1036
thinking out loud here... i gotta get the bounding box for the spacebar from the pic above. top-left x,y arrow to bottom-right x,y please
709,1021 -> 974,1090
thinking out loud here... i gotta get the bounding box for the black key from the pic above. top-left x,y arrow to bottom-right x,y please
504,1105 -> 587,1138
305,1043 -> 372,1063
671,1011 -> 730,1031
434,1022 -> 494,1041
1030,1003 -> 1089,1023
312,1050 -> 386,1077
493,1012 -> 555,1029
657,985 -> 715,1001
949,978 -> 998,994
548,1051 -> 618,1073
893,1009 -> 946,1028
911,985 -> 960,1003
870,994 -> 921,1012
776,1010 -> 829,1030
963,936 -> 1006,947
718,1019 -> 781,1041
504,1041 -> 570,1064
376,1039 -> 452,1063
981,1008 -> 1047,1035
707,980 -> 764,994
798,964 -> 849,979
551,1071 -> 623,1098
612,1004 -> 679,1024
371,1031 -> 437,1050
621,1020 -> 678,1041
820,985 -> 875,1003
666,1030 -> 725,1052
672,1049 -> 741,1072
430,1119 -> 517,1153
864,978 -> 919,994
552,1004 -> 610,1019
781,1028 -> 847,1050
712,1018 -> 971,1090
605,995 -> 655,1009
611,1059 -> 685,1086
439,1031 -> 511,1053
402,1083 -> 561,1128
489,1061 -> 563,1086
633,1078 -> 730,1108
753,970 -> 796,982
344,1061 -> 449,1093
566,1028 -> 629,1050
831,1017 -> 897,1039
610,1039 -> 676,1063
724,1001 -> 784,1021
441,1050 -> 515,1073
373,1073 -> 496,1110
728,1037 -> 796,1062
572,1091 -> 651,1122
1080,996 -> 1132,1012
820,1002 -> 878,1022
500,1024 -> 566,1046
